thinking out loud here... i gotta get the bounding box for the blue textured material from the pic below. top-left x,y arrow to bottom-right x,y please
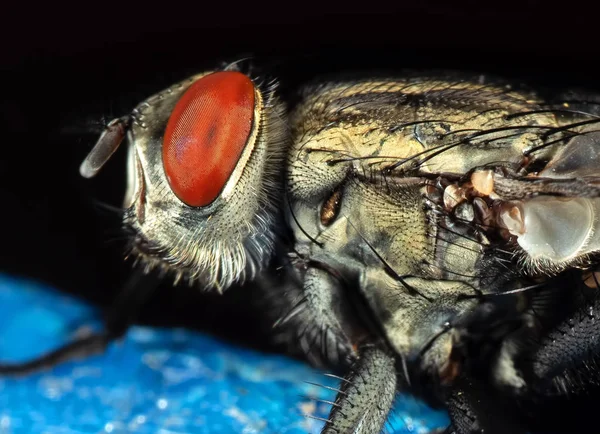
0,274 -> 449,433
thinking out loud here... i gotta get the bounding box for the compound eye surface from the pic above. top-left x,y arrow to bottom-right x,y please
163,71 -> 256,207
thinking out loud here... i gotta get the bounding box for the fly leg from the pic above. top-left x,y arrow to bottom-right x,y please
443,281 -> 600,434
444,376 -> 526,434
512,281 -> 600,433
321,345 -> 397,434
469,278 -> 600,433
0,268 -> 159,375
529,285 -> 600,397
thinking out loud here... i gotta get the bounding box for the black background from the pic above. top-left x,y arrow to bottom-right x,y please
2,1 -> 599,348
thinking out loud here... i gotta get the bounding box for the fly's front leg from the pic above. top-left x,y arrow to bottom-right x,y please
270,264 -> 362,368
321,346 -> 397,434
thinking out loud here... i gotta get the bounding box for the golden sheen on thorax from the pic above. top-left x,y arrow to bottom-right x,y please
283,76 -> 591,402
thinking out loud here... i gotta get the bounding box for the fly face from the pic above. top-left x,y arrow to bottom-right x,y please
81,68 -> 289,291
284,76 -> 599,396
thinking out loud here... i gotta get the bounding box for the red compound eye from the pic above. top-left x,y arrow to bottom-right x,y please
163,71 -> 256,207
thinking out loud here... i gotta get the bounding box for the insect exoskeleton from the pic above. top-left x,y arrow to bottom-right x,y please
74,68 -> 600,434
281,75 -> 600,432
81,67 -> 290,291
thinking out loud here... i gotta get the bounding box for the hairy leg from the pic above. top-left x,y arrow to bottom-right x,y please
514,283 -> 600,433
321,346 -> 397,434
445,376 -> 526,434
530,286 -> 600,397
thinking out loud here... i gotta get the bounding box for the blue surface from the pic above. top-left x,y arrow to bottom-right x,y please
0,274 -> 449,434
